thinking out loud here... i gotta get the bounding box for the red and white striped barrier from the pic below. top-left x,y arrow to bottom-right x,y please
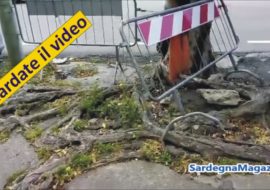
138,1 -> 220,46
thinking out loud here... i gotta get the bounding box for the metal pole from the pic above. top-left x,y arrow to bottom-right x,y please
0,0 -> 23,67
172,90 -> 185,114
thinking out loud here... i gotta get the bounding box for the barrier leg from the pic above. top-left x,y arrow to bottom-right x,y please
225,53 -> 264,86
172,90 -> 185,114
161,112 -> 225,142
225,69 -> 264,86
229,53 -> 238,71
114,46 -> 125,84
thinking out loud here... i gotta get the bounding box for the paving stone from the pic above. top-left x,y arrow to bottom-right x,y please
0,133 -> 38,188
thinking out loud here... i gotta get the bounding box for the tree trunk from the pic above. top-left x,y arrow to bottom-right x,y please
157,0 -> 216,82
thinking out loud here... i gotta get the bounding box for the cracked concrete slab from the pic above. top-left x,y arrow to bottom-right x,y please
57,62 -> 137,88
0,133 -> 38,188
66,160 -> 216,190
194,175 -> 270,190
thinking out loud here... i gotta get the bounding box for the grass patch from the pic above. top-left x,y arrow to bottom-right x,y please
45,96 -> 71,116
171,155 -> 240,175
73,65 -> 98,78
79,82 -> 142,128
80,84 -> 142,128
23,126 -> 43,142
94,143 -> 122,156
140,140 -> 172,166
90,143 -> 122,162
159,151 -> 173,166
80,85 -> 104,117
0,131 -> 10,143
73,119 -> 88,132
100,96 -> 142,128
55,166 -> 75,184
36,148 -> 53,161
53,143 -> 122,187
51,127 -> 61,135
71,153 -> 93,169
55,153 -> 93,185
216,157 -> 239,165
171,154 -> 209,174
28,64 -> 55,85
6,170 -> 26,186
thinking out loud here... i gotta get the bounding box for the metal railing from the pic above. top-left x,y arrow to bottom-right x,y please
13,0 -> 138,47
119,0 -> 263,139
120,0 -> 242,101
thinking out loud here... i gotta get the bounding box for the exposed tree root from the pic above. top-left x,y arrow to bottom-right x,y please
176,74 -> 270,130
24,108 -> 60,124
86,151 -> 142,170
12,151 -> 142,190
0,86 -> 84,134
6,90 -> 76,105
52,114 -> 74,129
9,129 -> 154,190
2,79 -> 270,190
25,86 -> 68,93
184,74 -> 259,98
143,114 -> 270,163
7,156 -> 68,190
0,105 -> 16,116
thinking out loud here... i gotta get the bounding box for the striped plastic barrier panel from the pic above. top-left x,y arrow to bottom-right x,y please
138,1 -> 220,46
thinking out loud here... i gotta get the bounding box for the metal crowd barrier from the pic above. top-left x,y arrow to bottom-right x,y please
12,0 -> 138,62
119,0 -> 263,139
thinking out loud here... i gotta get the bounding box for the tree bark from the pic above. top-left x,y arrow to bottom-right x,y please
157,0 -> 216,82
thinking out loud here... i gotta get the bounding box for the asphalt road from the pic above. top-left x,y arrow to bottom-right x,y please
225,0 -> 270,52
0,0 -> 269,57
